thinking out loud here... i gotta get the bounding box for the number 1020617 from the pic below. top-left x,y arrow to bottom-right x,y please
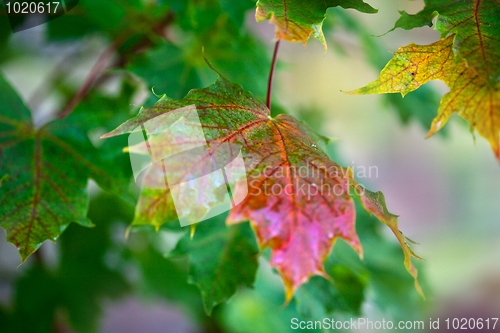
445,318 -> 498,330
5,2 -> 61,14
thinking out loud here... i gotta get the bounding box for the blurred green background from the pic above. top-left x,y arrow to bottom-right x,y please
0,0 -> 499,332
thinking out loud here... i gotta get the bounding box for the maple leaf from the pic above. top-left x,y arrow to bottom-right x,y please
171,215 -> 259,314
0,74 -> 131,261
103,73 -> 422,300
347,36 -> 500,159
255,0 -> 377,49
391,0 -> 500,85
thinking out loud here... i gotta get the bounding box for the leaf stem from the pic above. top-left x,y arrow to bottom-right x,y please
266,39 -> 281,111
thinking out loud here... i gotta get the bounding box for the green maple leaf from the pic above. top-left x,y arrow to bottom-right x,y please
103,72 -> 422,301
1,194 -> 131,333
391,0 -> 500,85
171,214 -> 259,314
0,73 -> 132,261
255,0 -> 377,49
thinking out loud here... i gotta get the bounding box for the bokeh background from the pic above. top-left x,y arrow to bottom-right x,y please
1,0 -> 499,332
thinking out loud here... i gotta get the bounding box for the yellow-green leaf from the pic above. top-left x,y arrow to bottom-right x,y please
391,0 -> 500,85
347,36 -> 500,160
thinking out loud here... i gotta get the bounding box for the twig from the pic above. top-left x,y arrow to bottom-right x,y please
58,32 -> 128,119
266,39 -> 281,111
57,11 -> 175,120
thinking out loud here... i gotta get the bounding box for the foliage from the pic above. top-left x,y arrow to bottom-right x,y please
255,0 -> 377,49
351,0 -> 500,159
0,75 -> 132,261
324,7 -> 444,132
103,73 -> 421,301
1,0 -> 497,332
